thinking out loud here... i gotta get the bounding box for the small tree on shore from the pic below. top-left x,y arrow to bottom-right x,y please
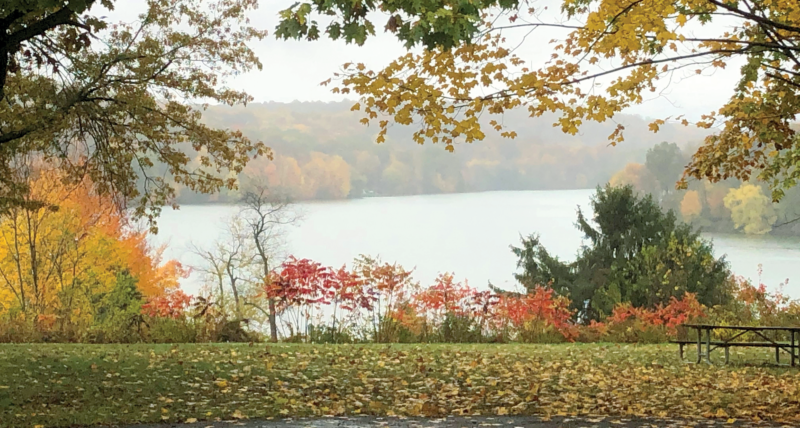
241,185 -> 300,342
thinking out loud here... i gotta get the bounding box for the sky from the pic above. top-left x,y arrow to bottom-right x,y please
102,0 -> 743,122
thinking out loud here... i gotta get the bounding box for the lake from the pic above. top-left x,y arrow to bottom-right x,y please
152,189 -> 800,297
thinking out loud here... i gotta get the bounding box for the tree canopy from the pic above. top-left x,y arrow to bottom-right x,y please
279,0 -> 800,200
1,0 -> 268,226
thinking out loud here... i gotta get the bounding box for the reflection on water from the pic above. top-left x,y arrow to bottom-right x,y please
152,189 -> 800,297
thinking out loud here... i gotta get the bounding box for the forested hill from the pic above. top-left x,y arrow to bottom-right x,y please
173,101 -> 712,203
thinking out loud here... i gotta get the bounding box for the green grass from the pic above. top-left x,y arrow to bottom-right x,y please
1,343 -> 799,427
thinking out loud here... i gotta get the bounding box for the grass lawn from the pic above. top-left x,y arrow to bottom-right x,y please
1,343 -> 799,428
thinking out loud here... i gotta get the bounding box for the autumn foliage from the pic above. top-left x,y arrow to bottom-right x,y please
254,251 -> 800,345
141,290 -> 193,320
0,167 -> 186,341
259,255 -> 723,343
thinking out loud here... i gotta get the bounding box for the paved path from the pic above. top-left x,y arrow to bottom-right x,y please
128,416 -> 791,428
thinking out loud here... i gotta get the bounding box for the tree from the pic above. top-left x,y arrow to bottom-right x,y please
609,163 -> 660,196
511,185 -> 731,320
0,0 -> 267,224
352,255 -> 417,342
91,271 -> 146,342
0,165 -> 184,334
299,153 -> 352,199
190,218 -> 257,320
680,190 -> 702,221
241,185 -> 300,342
279,0 -> 800,199
267,256 -> 331,339
645,142 -> 686,195
724,183 -> 778,235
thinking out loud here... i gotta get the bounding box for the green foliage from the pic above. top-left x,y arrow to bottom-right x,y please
512,185 -> 732,320
145,317 -> 198,344
274,0 -> 519,49
602,320 -> 671,344
88,271 -> 146,343
307,324 -> 356,344
645,142 -> 686,195
433,313 -> 484,343
510,234 -> 575,298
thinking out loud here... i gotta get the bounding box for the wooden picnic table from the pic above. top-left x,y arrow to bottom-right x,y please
673,324 -> 800,366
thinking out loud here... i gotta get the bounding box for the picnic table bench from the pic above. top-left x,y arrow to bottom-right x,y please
671,324 -> 800,366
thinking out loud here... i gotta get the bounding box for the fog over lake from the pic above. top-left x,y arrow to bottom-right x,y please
152,189 -> 800,297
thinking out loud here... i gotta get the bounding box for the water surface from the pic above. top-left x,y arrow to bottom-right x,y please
152,189 -> 800,296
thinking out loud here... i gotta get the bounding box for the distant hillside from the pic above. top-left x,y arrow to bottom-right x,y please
169,101 -> 712,203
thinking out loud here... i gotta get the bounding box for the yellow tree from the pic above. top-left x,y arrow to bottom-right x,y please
609,163 -> 660,196
278,0 -> 800,200
680,190 -> 703,221
300,153 -> 352,199
0,166 -> 183,328
243,155 -> 304,197
723,183 -> 778,235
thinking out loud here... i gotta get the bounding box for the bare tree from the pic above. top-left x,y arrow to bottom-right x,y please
190,218 -> 256,320
240,184 -> 301,342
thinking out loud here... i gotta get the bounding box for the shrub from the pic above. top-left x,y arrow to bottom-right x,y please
491,287 -> 576,342
600,293 -> 705,343
87,272 -> 147,343
145,317 -> 198,343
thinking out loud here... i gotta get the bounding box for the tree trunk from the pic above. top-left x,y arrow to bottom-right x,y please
258,244 -> 278,342
268,297 -> 278,342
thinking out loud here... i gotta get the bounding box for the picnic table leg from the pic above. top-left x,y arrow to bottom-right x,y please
776,345 -> 781,364
679,343 -> 684,360
696,327 -> 702,364
724,346 -> 729,364
705,328 -> 712,364
792,331 -> 796,368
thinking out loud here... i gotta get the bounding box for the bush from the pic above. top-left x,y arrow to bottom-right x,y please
87,272 -> 147,343
0,313 -> 41,343
308,324 -> 355,343
146,317 -> 198,343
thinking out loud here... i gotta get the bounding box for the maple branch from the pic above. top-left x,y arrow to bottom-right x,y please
706,0 -> 800,35
5,8 -> 88,48
761,62 -> 800,78
484,22 -> 584,32
0,11 -> 26,30
460,48 -> 751,103
675,37 -> 800,52
766,72 -> 800,90
774,215 -> 800,228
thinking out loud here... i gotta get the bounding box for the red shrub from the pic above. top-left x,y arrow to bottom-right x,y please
492,286 -> 576,340
142,290 -> 192,319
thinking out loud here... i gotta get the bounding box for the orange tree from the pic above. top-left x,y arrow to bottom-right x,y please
0,166 -> 184,334
278,0 -> 800,200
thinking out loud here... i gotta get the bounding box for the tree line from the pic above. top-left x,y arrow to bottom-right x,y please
611,142 -> 800,236
168,102 -> 714,203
